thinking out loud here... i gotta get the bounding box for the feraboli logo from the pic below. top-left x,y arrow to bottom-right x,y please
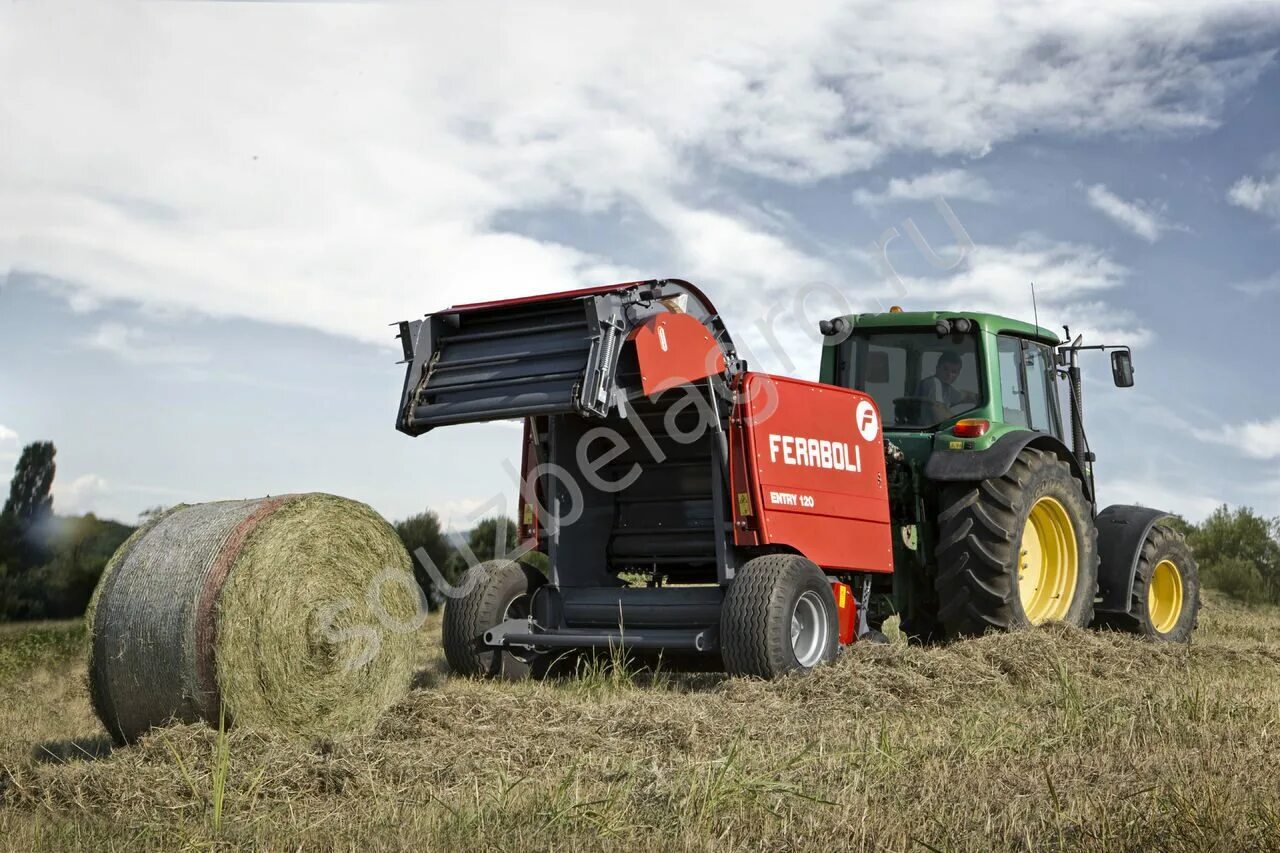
856,400 -> 879,442
768,434 -> 862,473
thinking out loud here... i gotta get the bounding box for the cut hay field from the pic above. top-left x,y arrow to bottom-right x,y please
3,596 -> 1280,851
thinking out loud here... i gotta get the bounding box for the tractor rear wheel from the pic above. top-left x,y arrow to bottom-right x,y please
721,554 -> 839,678
442,560 -> 547,679
1099,524 -> 1200,642
935,447 -> 1098,638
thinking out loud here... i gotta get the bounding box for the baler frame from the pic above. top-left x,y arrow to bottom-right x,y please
396,280 -> 892,663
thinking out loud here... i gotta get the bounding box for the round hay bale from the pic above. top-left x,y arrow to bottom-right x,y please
87,493 -> 421,744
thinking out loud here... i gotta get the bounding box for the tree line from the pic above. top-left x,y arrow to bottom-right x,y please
1,439 -> 1278,621
1168,507 -> 1280,606
0,442 -> 135,619
0,440 -> 535,621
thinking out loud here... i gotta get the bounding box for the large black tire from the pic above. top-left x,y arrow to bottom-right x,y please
1097,524 -> 1200,642
442,560 -> 546,679
935,447 -> 1099,638
721,554 -> 839,678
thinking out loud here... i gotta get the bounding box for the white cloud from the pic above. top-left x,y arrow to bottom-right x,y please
1233,270 -> 1280,296
80,322 -> 210,366
651,199 -> 835,290
731,235 -> 1146,380
53,474 -> 110,516
892,237 -> 1148,345
0,425 -> 17,444
1084,184 -> 1177,242
0,2 -> 1273,345
1101,477 -> 1225,523
435,496 -> 516,534
1228,172 -> 1280,221
854,169 -> 997,208
1193,416 -> 1280,460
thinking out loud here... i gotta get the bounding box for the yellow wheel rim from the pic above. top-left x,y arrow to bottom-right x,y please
1148,559 -> 1183,634
1018,496 -> 1079,625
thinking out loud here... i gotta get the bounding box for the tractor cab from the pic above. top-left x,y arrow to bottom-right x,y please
820,309 -> 1066,459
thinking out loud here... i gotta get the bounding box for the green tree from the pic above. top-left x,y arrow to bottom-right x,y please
1190,505 -> 1280,604
446,515 -> 548,576
459,516 -> 518,566
31,514 -> 135,618
2,441 -> 56,528
0,442 -> 57,601
0,513 -> 135,622
1162,514 -> 1196,540
0,561 -> 31,620
394,509 -> 455,610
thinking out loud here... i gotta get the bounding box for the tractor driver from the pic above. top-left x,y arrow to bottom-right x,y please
915,351 -> 978,415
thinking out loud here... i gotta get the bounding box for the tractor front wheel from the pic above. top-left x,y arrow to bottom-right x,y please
721,554 -> 839,678
935,447 -> 1099,638
442,560 -> 547,679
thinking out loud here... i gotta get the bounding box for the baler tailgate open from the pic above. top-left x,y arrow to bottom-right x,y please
397,293 -> 626,433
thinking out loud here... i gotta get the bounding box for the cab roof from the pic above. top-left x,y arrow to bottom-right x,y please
848,310 -> 1061,346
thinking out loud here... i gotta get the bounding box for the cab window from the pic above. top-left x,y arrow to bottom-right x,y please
838,329 -> 983,430
997,336 -> 1062,437
997,337 -> 1028,427
1023,341 -> 1060,435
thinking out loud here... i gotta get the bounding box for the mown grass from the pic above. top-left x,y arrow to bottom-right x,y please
0,621 -> 85,682
3,596 -> 1280,851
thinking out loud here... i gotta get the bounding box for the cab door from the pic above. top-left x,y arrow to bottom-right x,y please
996,336 -> 1064,439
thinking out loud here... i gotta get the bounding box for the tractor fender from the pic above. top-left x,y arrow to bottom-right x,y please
923,431 -> 1093,502
1093,505 -> 1175,615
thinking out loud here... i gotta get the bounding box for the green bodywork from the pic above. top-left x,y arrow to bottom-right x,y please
818,310 -> 1060,456
817,310 -> 1069,631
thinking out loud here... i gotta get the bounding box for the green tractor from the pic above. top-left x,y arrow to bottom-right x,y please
818,309 -> 1199,643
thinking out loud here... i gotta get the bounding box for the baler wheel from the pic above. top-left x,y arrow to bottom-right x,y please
934,447 -> 1099,638
1097,524 -> 1200,642
721,554 -> 839,678
442,559 -> 546,679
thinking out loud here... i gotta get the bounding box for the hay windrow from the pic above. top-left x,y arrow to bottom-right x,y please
10,597 -> 1280,850
86,494 -> 419,743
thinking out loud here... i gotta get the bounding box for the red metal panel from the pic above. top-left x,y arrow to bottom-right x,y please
630,313 -> 728,397
451,282 -> 647,312
447,278 -> 724,319
731,373 -> 893,573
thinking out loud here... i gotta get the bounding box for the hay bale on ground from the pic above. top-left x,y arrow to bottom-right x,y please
87,494 -> 421,744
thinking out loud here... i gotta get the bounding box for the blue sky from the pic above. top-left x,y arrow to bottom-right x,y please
2,2 -> 1280,527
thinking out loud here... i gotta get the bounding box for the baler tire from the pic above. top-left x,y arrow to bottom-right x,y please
721,554 -> 839,679
1097,524 -> 1200,642
442,560 -> 546,680
934,446 -> 1099,638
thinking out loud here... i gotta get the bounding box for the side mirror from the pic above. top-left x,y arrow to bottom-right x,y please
1111,350 -> 1134,388
866,351 -> 890,384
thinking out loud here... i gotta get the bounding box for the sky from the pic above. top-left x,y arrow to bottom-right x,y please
2,1 -> 1280,528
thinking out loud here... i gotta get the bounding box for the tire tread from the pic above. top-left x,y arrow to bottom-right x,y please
934,447 -> 1099,638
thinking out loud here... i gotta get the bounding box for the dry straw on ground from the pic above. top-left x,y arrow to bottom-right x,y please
4,594 -> 1280,850
86,494 -> 419,744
